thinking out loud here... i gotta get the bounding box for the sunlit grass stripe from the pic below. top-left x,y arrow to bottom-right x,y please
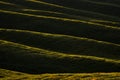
0,1 -> 16,6
90,19 -> 120,24
22,9 -> 65,15
0,68 -> 120,79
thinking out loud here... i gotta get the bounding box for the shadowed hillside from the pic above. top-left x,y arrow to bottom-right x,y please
0,28 -> 120,60
0,11 -> 120,44
0,0 -> 120,78
42,0 -> 120,17
0,40 -> 120,73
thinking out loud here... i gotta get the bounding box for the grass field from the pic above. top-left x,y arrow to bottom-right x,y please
0,0 -> 120,79
0,68 -> 120,80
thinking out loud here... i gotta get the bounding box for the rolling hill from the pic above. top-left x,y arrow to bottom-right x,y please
0,0 -> 120,79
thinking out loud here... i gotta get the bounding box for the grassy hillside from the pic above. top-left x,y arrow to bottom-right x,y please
0,40 -> 120,73
42,0 -> 120,17
0,68 -> 120,80
0,68 -> 26,79
0,28 -> 120,60
1,10 -> 120,44
0,0 -> 120,79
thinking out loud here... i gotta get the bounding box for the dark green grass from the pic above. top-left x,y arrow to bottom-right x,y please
42,0 -> 120,17
0,28 -> 120,59
0,68 -> 26,78
1,0 -> 120,21
0,40 -> 120,73
0,0 -> 120,75
0,1 -> 120,45
87,0 -> 120,5
0,11 -> 120,44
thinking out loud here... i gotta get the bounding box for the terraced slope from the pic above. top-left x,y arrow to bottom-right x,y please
0,0 -> 120,77
0,28 -> 120,60
0,40 -> 120,73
